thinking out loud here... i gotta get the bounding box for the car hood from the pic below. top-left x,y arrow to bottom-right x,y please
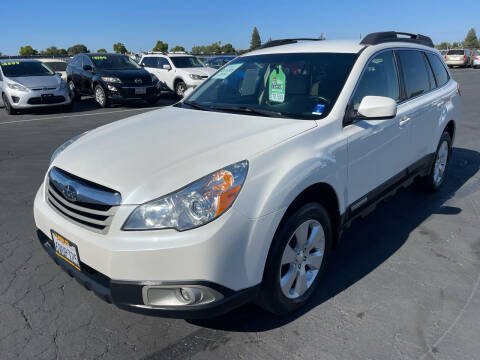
11,75 -> 61,89
179,67 -> 216,76
53,106 -> 316,204
97,69 -> 152,85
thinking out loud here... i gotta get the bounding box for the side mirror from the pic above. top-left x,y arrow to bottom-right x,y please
56,72 -> 62,77
163,64 -> 171,70
140,63 -> 145,67
357,96 -> 397,119
83,65 -> 93,71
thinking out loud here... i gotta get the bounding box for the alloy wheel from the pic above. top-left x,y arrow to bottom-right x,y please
279,219 -> 325,299
433,140 -> 449,185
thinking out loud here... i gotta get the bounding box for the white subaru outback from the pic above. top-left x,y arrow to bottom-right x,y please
139,53 -> 216,97
34,32 -> 460,318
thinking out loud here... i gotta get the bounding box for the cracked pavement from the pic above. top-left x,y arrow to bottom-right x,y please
1,70 -> 480,359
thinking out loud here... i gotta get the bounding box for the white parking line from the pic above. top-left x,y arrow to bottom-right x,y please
0,106 -> 164,126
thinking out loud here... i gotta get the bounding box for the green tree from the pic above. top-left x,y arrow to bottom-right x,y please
153,40 -> 168,52
220,43 -> 235,54
97,48 -> 107,53
436,42 -> 451,50
113,42 -> 128,54
41,46 -> 63,56
250,27 -> 261,50
170,45 -> 185,52
19,45 -> 38,56
463,28 -> 480,48
67,44 -> 88,56
57,48 -> 68,56
451,42 -> 461,49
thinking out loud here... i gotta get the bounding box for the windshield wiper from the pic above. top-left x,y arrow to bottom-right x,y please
182,100 -> 211,111
210,105 -> 285,118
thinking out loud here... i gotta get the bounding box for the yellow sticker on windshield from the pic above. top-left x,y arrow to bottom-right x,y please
1,61 -> 20,66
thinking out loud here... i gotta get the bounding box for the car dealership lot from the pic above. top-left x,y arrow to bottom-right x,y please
1,69 -> 479,359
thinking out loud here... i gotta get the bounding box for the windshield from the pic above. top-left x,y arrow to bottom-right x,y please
90,55 -> 141,70
42,61 -> 67,72
0,61 -> 55,77
171,56 -> 204,68
186,53 -> 358,119
447,50 -> 465,55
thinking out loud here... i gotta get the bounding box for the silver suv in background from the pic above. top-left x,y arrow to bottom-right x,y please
445,49 -> 473,68
0,59 -> 72,115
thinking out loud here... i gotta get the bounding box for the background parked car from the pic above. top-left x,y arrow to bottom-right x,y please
445,49 -> 473,67
38,58 -> 69,81
139,53 -> 216,97
472,50 -> 480,69
0,59 -> 72,115
67,53 -> 161,107
204,55 -> 236,69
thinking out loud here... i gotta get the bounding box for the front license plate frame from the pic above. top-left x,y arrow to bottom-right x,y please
51,230 -> 81,271
135,87 -> 147,95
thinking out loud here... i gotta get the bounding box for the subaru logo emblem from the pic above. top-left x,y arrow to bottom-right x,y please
63,184 -> 78,202
135,78 -> 142,84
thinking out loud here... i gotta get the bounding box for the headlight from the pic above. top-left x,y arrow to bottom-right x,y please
189,74 -> 203,80
123,160 -> 248,231
151,74 -> 159,83
50,131 -> 89,164
7,82 -> 29,92
101,76 -> 122,83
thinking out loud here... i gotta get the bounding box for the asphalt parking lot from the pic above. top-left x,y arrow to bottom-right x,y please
1,69 -> 479,360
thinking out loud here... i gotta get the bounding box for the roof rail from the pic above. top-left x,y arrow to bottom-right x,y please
259,38 -> 322,49
360,31 -> 434,48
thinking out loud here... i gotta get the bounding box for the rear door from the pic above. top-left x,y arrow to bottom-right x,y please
346,50 -> 413,205
397,50 -> 440,163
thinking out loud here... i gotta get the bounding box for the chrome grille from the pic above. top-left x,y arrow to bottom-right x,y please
47,167 -> 121,233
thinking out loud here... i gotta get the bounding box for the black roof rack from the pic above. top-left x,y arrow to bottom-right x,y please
360,31 -> 434,48
259,38 -> 322,49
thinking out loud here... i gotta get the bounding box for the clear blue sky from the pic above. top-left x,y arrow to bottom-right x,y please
2,0 -> 478,55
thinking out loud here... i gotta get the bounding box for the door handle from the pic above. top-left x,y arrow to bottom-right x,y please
399,116 -> 410,126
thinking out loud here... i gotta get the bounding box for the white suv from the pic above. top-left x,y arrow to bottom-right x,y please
34,32 -> 460,318
139,53 -> 216,97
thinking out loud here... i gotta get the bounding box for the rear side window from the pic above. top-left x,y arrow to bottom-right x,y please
397,50 -> 431,99
351,51 -> 400,110
426,53 -> 449,87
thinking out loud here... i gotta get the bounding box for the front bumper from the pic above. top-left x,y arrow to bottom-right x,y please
104,82 -> 160,100
37,230 -> 259,318
7,86 -> 71,109
34,182 -> 279,315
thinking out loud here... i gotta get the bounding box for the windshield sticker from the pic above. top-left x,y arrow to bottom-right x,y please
212,63 -> 243,79
1,61 -> 20,66
92,56 -> 107,60
269,66 -> 286,103
312,104 -> 325,115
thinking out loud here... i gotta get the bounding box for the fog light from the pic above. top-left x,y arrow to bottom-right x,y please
142,285 -> 223,307
11,96 -> 20,103
107,85 -> 117,92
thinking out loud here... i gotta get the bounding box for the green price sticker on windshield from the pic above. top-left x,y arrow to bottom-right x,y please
92,56 -> 107,60
269,65 -> 286,103
1,61 -> 20,66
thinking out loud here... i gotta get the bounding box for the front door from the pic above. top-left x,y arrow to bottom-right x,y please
345,50 -> 412,206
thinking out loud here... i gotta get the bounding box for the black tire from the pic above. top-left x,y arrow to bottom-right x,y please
2,93 -> 18,115
175,81 -> 187,98
257,203 -> 333,315
420,131 -> 452,192
94,84 -> 109,108
68,81 -> 81,101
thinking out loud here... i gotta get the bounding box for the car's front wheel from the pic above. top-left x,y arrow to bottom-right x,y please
2,93 -> 18,115
94,85 -> 109,108
258,203 -> 333,315
175,81 -> 187,98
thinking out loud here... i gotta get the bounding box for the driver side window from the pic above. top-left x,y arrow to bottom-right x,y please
351,51 -> 400,110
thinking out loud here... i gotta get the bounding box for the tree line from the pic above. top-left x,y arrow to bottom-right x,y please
436,28 -> 480,50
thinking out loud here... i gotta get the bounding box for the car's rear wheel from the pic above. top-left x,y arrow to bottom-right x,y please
258,203 -> 332,315
94,85 -> 109,108
175,81 -> 187,98
420,131 -> 452,191
2,93 -> 18,115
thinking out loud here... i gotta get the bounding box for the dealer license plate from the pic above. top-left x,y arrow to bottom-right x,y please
51,231 -> 81,271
